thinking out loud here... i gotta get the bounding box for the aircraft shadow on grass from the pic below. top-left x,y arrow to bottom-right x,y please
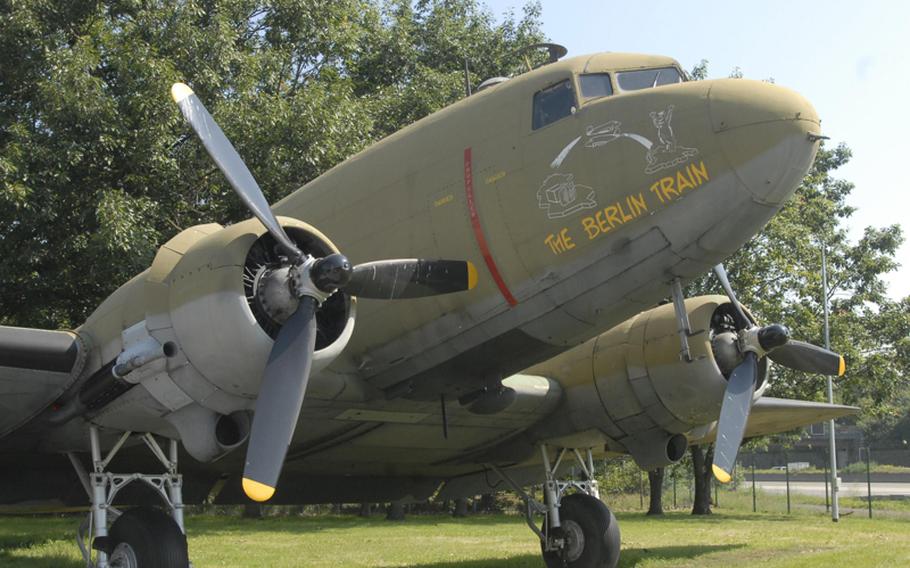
618,544 -> 745,566
408,544 -> 745,568
0,538 -> 745,568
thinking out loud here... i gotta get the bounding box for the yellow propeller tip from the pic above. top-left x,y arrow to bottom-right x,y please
838,356 -> 845,377
712,464 -> 732,484
170,83 -> 194,104
242,477 -> 275,502
466,261 -> 478,290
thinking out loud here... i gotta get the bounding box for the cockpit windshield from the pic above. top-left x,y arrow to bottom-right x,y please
616,67 -> 682,92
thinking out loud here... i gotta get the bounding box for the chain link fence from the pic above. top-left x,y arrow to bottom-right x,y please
600,446 -> 910,518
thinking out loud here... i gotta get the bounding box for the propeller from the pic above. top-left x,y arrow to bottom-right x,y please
172,83 -> 477,501
709,264 -> 845,484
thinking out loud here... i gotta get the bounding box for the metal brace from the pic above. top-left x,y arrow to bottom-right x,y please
670,278 -> 695,362
487,444 -> 600,553
68,426 -> 185,568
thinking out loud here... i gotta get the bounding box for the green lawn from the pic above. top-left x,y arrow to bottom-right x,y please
2,505 -> 908,568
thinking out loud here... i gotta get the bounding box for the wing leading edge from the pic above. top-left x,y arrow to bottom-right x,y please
0,326 -> 86,438
690,396 -> 859,445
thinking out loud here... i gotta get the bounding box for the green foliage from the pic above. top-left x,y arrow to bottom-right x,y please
597,457 -> 642,494
0,0 -> 544,328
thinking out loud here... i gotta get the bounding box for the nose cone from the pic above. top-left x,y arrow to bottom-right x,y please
709,79 -> 821,205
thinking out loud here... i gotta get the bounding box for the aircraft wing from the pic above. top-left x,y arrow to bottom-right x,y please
690,396 -> 859,445
744,396 -> 859,438
0,326 -> 86,438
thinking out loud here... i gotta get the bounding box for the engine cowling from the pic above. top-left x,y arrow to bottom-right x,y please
143,217 -> 355,418
535,295 -> 768,471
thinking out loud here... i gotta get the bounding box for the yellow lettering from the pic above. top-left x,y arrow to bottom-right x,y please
485,171 -> 506,185
581,217 -> 599,239
616,200 -> 634,222
560,227 -> 575,250
595,210 -> 610,234
676,169 -> 694,193
660,177 -> 678,201
649,180 -> 665,203
689,160 -> 709,185
544,234 -> 558,254
629,192 -> 648,215
434,194 -> 454,207
605,205 -> 622,228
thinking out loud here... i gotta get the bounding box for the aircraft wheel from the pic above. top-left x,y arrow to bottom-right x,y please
106,507 -> 189,568
541,494 -> 620,568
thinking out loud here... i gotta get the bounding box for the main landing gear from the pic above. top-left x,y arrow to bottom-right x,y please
490,445 -> 620,568
67,426 -> 190,568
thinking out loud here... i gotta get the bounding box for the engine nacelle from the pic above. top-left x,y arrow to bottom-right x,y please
535,295 -> 768,471
143,217 -> 355,417
595,295 -> 768,469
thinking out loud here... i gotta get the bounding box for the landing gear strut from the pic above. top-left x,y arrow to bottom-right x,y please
490,445 -> 620,568
68,425 -> 190,568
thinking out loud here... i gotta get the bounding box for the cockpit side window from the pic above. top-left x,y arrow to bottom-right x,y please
579,73 -> 613,101
532,79 -> 575,130
616,67 -> 682,92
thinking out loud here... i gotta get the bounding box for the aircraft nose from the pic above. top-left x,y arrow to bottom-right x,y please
709,79 -> 821,205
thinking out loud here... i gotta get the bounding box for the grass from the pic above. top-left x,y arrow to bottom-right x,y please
1,490 -> 909,567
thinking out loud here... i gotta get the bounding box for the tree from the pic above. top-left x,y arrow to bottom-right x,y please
690,445 -> 713,515
0,0 -> 544,328
646,468 -> 664,515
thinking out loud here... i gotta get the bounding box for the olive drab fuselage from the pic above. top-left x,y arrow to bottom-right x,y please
51,52 -> 821,481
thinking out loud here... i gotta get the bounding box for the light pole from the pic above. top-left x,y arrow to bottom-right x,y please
822,245 -> 840,522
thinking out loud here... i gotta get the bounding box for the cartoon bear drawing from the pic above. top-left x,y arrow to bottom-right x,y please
648,106 -> 677,161
644,104 -> 698,173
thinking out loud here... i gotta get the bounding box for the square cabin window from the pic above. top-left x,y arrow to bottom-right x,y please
579,73 -> 613,101
532,79 -> 575,130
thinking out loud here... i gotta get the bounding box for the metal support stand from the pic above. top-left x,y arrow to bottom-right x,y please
670,279 -> 694,362
822,245 -> 840,522
71,426 -> 186,568
488,445 -> 600,554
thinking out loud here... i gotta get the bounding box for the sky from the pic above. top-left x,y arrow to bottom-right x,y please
485,0 -> 910,299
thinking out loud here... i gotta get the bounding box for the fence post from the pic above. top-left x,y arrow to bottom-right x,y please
866,446 -> 873,519
785,452 -> 791,515
824,458 -> 830,511
751,451 -> 757,513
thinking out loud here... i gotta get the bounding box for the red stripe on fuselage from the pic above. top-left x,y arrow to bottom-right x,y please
463,147 -> 518,307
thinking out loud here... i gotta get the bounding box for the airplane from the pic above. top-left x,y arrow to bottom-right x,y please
0,45 -> 857,568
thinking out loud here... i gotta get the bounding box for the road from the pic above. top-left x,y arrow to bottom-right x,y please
754,480 -> 910,497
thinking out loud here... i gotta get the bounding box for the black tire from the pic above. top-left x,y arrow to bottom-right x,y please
107,507 -> 189,568
541,494 -> 620,568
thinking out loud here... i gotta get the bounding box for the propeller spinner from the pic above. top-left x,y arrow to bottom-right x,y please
171,83 -> 477,501
710,263 -> 845,483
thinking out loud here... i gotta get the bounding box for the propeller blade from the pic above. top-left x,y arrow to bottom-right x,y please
170,83 -> 302,260
242,297 -> 318,502
768,340 -> 846,376
713,263 -> 751,329
712,351 -> 758,483
345,260 -> 478,299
